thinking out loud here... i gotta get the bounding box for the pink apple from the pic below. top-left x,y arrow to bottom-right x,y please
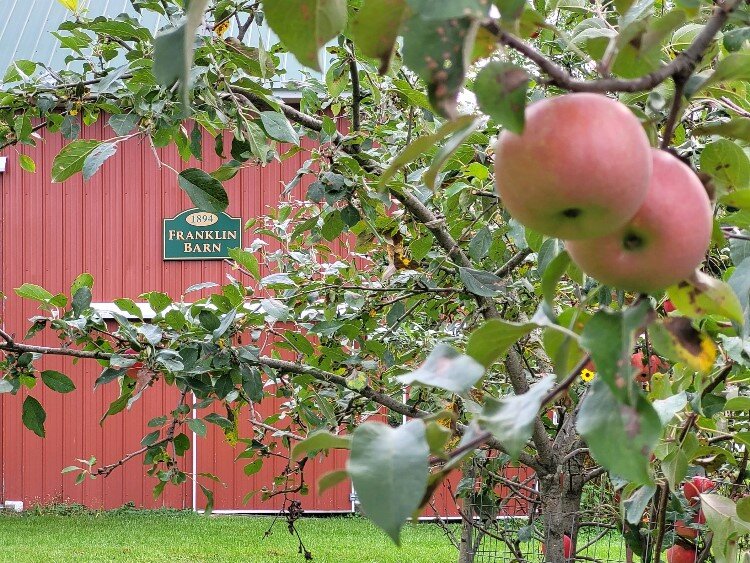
494,93 -> 652,239
566,149 -> 712,293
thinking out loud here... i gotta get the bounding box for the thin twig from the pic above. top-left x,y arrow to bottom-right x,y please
660,74 -> 688,150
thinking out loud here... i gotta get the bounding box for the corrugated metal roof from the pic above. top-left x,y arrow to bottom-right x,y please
0,0 -> 324,88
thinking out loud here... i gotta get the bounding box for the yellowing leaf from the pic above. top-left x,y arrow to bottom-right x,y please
667,271 -> 744,324
57,0 -> 78,10
650,317 -> 717,374
214,20 -> 230,37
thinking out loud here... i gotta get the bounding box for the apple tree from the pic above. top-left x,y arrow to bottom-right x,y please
1,0 -> 750,561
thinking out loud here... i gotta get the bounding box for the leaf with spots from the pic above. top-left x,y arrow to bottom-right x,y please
666,271 -> 744,325
406,0 -> 492,19
649,317 -> 717,375
402,15 -> 479,118
700,139 -> 750,192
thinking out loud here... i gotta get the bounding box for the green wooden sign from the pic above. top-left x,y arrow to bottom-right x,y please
163,209 -> 242,260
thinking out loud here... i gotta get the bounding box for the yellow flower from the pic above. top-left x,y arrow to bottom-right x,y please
580,368 -> 595,382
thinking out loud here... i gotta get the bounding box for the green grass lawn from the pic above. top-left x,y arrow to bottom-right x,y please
0,511 -> 459,563
0,508 -> 634,562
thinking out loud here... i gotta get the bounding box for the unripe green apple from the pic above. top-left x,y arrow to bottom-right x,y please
566,149 -> 712,293
494,93 -> 652,239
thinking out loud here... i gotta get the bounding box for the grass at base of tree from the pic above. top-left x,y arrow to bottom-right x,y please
0,511 -> 457,563
0,508 -> 636,562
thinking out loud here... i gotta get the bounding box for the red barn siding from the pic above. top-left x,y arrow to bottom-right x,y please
0,115 -> 352,511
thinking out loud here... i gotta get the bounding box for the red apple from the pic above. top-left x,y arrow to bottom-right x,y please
694,509 -> 706,525
666,544 -> 697,563
494,93 -> 652,240
683,476 -> 715,505
631,351 -> 669,382
674,520 -> 697,539
541,534 -> 573,558
566,149 -> 712,293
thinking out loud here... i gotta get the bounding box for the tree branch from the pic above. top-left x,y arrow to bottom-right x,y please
486,0 -> 739,94
660,74 -> 689,150
346,39 -> 362,132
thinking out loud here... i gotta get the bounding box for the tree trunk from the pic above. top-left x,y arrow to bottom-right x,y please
539,467 -> 585,562
458,462 -> 478,563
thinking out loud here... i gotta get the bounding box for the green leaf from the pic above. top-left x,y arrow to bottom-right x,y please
379,115 -> 477,188
173,433 -> 190,456
145,291 -> 172,313
70,273 -> 93,296
72,286 -> 92,317
244,459 -> 263,476
40,370 -> 76,393
407,0 -> 491,18
396,343 -> 485,394
51,140 -> 100,182
152,0 -> 210,110
228,247 -> 260,279
141,430 -> 160,446
187,418 -> 207,437
177,168 -> 229,213
402,15 -> 478,117
292,430 -> 351,460
422,118 -> 482,189
473,62 -> 529,134
19,154 -> 36,173
666,272 -> 744,324
199,484 -> 215,515
259,112 -> 300,145
264,0 -> 348,71
466,319 -> 536,368
700,139 -> 750,192
580,301 -> 650,400
737,496 -> 750,522
700,493 -> 750,560
624,485 -> 657,524
541,251 -> 570,307
108,114 -> 140,136
82,142 -> 117,181
113,298 -> 143,319
458,267 -> 506,297
724,27 -> 750,52
15,283 -> 54,303
576,379 -> 661,484
724,397 -> 750,411
697,52 -> 750,93
652,392 -> 687,425
347,420 -> 429,545
22,396 -> 46,438
694,118 -> 750,143
351,0 -> 408,73
478,375 -> 555,460
318,470 -> 349,494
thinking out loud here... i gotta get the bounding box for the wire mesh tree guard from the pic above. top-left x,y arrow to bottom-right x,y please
454,455 -> 749,563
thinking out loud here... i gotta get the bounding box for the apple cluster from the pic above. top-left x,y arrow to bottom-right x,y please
494,93 -> 712,294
